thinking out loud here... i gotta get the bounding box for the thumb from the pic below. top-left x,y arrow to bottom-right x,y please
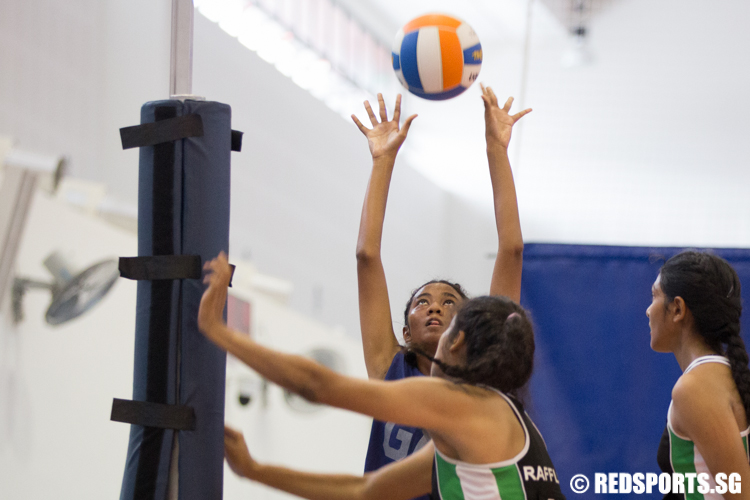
400,114 -> 418,137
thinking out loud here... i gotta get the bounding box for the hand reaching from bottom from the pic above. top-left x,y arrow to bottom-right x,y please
197,251 -> 232,341
224,426 -> 258,479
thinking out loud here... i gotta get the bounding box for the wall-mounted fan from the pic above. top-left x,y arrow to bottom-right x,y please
12,251 -> 119,325
0,141 -> 66,311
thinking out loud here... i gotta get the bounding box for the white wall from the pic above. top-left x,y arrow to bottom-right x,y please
0,0 -> 475,340
0,192 -> 375,500
0,193 -> 137,499
514,0 -> 750,247
224,286 -> 371,500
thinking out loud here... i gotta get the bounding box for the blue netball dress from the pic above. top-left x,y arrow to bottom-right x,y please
364,350 -> 430,500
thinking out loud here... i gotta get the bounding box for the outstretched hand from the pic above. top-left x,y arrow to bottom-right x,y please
197,251 -> 232,340
480,84 -> 531,150
224,426 -> 258,479
352,94 -> 417,160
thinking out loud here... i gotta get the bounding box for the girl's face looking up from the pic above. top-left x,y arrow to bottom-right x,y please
404,282 -> 462,355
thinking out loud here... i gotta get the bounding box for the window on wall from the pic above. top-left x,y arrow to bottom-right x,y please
194,0 -> 399,119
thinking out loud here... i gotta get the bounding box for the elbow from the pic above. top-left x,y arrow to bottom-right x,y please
359,474 -> 378,500
356,247 -> 379,265
500,240 -> 524,259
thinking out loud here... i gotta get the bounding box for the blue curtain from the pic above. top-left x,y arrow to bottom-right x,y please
521,244 -> 750,498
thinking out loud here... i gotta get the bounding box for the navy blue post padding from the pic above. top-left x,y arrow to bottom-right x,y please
119,99 -> 231,500
520,244 -> 750,497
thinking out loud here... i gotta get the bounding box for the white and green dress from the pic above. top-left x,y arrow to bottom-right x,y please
431,390 -> 565,500
657,355 -> 750,500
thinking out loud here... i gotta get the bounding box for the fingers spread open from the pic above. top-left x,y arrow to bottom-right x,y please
378,93 -> 388,122
487,86 -> 498,106
351,114 -> 369,134
503,96 -> 514,111
512,108 -> 532,122
393,94 -> 402,124
364,100 -> 378,126
401,114 -> 418,136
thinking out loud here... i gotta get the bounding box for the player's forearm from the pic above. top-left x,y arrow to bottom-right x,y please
247,463 -> 366,500
216,325 -> 333,403
487,143 -> 523,256
355,156 -> 396,261
355,156 -> 400,379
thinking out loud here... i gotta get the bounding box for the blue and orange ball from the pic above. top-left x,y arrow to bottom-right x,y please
392,14 -> 483,101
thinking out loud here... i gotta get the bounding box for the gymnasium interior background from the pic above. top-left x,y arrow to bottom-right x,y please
1,0 -> 749,498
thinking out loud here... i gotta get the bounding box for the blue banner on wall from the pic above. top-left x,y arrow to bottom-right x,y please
521,244 -> 750,498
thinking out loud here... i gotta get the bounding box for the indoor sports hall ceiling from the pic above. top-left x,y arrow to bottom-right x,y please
332,0 -> 750,246
200,0 -> 628,207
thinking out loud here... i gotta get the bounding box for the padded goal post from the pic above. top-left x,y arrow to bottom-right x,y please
113,99 -> 241,500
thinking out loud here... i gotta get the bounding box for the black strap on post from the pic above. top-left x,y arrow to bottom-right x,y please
119,255 -> 202,281
118,256 -> 236,285
120,115 -> 243,152
231,130 -> 243,152
120,114 -> 204,150
111,399 -> 196,431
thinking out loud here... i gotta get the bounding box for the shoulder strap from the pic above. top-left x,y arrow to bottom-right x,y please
684,355 -> 730,373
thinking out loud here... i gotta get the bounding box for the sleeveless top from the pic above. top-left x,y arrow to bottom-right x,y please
364,350 -> 431,500
657,355 -> 750,500
431,390 -> 565,500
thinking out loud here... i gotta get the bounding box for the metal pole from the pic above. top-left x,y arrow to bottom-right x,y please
512,0 -> 535,174
168,3 -> 198,497
0,167 -> 37,310
170,0 -> 201,100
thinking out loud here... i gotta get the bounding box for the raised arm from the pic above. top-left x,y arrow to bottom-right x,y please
352,94 -> 417,379
481,85 -> 530,303
224,426 -> 434,500
198,254 -> 468,431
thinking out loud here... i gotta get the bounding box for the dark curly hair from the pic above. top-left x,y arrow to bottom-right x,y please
660,250 -> 750,417
412,295 -> 535,396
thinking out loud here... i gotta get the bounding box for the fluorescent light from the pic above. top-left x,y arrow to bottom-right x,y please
196,0 -> 395,125
256,24 -> 290,64
275,40 -> 308,77
197,0 -> 241,24
217,0 -> 249,37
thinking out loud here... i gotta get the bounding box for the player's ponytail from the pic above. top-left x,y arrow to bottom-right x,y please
726,335 -> 750,418
412,296 -> 534,397
660,250 -> 750,417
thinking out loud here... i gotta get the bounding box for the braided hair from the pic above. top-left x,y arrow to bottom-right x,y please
412,295 -> 535,397
660,251 -> 750,417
